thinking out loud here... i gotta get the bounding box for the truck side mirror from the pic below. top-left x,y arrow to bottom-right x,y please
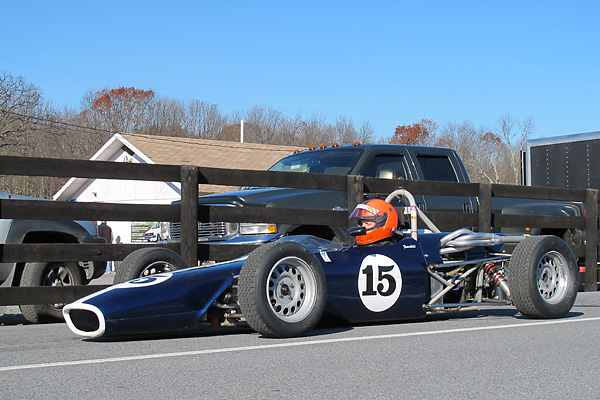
377,169 -> 397,179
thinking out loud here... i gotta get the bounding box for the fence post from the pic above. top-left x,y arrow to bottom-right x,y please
347,175 -> 363,244
180,165 -> 199,267
478,183 -> 492,232
584,189 -> 598,291
347,175 -> 363,216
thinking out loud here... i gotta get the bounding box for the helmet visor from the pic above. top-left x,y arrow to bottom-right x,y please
350,203 -> 387,231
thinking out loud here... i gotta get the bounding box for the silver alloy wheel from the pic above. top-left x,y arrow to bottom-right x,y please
140,261 -> 176,277
266,256 -> 317,323
510,235 -> 578,319
537,250 -> 569,304
43,263 -> 76,309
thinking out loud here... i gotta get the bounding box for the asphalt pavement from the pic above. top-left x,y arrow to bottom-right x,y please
1,287 -> 599,399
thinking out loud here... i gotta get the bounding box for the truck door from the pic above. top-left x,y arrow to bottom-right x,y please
359,153 -> 428,211
411,151 -> 476,213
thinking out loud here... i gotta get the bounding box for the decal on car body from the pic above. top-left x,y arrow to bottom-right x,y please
320,250 -> 331,262
358,254 -> 402,312
118,273 -> 173,289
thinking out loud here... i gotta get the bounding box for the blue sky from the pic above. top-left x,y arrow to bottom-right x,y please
2,1 -> 599,140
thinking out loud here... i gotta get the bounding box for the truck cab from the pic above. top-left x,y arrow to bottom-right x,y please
169,143 -> 477,245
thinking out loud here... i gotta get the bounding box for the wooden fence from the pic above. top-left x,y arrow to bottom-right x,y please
0,155 -> 598,307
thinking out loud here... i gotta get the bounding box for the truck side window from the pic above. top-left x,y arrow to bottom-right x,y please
416,155 -> 458,182
363,154 -> 408,179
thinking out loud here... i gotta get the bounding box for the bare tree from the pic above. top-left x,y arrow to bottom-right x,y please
185,100 -> 228,139
61,105 -> 113,157
493,114 -> 533,185
280,113 -> 335,147
239,105 -> 285,144
388,115 -> 533,184
358,121 -> 376,144
436,116 -> 531,185
435,121 -> 509,183
147,97 -> 186,137
0,72 -> 73,196
0,72 -> 46,148
333,116 -> 358,144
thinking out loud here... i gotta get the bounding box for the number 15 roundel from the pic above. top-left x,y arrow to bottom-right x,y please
358,254 -> 402,312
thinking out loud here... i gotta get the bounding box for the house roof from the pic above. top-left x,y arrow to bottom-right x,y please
119,133 -> 297,170
54,133 -> 297,200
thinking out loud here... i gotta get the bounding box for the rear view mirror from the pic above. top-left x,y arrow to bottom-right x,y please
349,226 -> 366,237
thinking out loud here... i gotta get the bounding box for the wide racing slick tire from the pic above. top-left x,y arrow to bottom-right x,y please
19,261 -> 85,323
509,235 -> 578,319
238,241 -> 327,338
113,247 -> 188,284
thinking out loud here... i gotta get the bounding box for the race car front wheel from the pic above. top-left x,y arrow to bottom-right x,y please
509,235 -> 578,319
113,247 -> 188,284
238,241 -> 327,338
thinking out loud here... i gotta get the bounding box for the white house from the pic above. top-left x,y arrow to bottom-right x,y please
53,133 -> 297,244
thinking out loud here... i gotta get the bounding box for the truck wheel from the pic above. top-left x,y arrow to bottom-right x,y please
561,229 -> 577,247
238,241 -> 327,337
509,235 -> 578,319
113,247 -> 188,284
19,262 -> 85,323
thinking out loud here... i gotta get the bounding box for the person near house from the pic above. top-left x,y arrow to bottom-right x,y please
97,221 -> 114,272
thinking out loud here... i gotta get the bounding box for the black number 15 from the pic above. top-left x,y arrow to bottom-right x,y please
361,265 -> 396,296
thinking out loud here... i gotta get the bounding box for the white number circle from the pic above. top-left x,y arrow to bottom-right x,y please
358,254 -> 402,312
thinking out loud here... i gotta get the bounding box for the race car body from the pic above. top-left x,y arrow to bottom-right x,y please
65,234 -> 430,338
64,190 -> 579,339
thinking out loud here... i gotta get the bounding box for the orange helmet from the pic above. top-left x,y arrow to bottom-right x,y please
350,199 -> 398,245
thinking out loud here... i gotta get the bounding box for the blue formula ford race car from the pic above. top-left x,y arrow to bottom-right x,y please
63,189 -> 579,339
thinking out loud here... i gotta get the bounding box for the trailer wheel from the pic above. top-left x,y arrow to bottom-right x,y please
238,241 -> 327,338
19,261 -> 85,323
509,235 -> 578,319
113,247 -> 188,284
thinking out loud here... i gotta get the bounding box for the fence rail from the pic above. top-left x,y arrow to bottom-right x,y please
0,155 -> 598,307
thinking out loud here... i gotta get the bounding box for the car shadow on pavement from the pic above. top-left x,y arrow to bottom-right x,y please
83,324 -> 356,342
425,307 -> 583,321
424,306 -> 521,322
0,306 -> 28,326
0,313 -> 28,326
82,326 -> 256,342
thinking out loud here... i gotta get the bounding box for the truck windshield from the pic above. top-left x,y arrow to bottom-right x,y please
269,148 -> 363,175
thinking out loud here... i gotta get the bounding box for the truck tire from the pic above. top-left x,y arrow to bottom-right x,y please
509,235 -> 578,319
113,247 -> 188,284
238,241 -> 327,338
19,261 -> 85,323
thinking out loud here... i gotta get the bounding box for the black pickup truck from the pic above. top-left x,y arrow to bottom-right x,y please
168,143 -> 582,247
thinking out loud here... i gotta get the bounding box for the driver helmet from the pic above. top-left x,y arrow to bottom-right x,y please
350,199 -> 398,245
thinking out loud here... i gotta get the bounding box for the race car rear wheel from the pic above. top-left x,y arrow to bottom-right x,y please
509,235 -> 578,319
113,247 -> 188,284
238,241 -> 327,338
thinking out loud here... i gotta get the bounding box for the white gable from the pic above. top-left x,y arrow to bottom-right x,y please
53,134 -> 181,204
